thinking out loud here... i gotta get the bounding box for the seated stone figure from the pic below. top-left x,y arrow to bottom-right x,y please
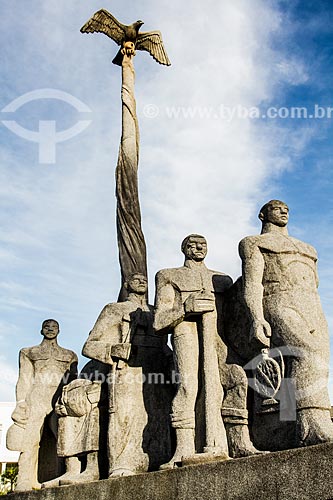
154,234 -> 261,468
7,319 -> 77,492
82,273 -> 174,477
239,200 -> 333,448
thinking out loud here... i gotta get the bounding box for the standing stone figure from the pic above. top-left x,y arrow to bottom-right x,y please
239,200 -> 333,446
154,234 -> 260,468
7,320 -> 77,491
82,273 -> 173,477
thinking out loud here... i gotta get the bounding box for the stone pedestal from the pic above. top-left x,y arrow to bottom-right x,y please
10,443 -> 333,500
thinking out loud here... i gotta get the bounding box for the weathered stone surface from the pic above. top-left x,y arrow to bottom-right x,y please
41,359 -> 110,488
9,443 -> 333,500
154,234 -> 260,466
237,200 -> 333,449
115,51 -> 148,301
42,379 -> 103,487
80,10 -> 171,67
7,320 -> 77,491
82,273 -> 174,477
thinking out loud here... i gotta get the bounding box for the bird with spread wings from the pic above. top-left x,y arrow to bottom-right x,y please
80,9 -> 171,66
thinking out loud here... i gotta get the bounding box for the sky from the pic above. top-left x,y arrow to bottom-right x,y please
0,0 -> 332,402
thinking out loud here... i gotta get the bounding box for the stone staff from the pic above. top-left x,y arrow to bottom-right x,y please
201,306 -> 228,454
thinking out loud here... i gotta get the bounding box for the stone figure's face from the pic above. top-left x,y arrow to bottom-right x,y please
262,201 -> 289,227
184,237 -> 207,261
42,320 -> 59,339
127,274 -> 148,295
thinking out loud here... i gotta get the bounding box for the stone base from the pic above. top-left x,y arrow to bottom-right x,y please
10,443 -> 333,500
181,451 -> 230,466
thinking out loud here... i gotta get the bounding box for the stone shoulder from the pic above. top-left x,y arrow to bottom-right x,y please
20,345 -> 77,361
239,232 -> 317,258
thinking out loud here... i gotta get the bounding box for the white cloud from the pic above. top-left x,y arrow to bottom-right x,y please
0,360 -> 17,401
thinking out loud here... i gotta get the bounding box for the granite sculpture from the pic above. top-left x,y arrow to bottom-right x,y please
239,200 -> 333,446
82,273 -> 173,477
7,320 -> 77,491
7,3 -> 333,493
41,378 -> 103,487
40,359 -> 109,488
154,234 -> 260,467
80,9 -> 171,66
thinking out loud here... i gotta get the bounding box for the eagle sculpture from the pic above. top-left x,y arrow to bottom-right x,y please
80,9 -> 171,66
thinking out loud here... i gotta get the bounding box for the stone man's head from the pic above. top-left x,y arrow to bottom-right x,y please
181,234 -> 207,262
125,273 -> 148,295
41,319 -> 59,339
259,200 -> 289,227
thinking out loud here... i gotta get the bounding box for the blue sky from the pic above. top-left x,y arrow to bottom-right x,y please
0,0 -> 332,401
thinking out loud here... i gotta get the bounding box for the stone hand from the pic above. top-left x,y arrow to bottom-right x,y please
184,292 -> 215,315
111,343 -> 132,361
250,319 -> 271,348
55,401 -> 68,417
12,400 -> 29,425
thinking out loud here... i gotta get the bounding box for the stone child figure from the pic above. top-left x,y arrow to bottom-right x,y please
7,319 -> 77,491
41,376 -> 104,488
154,234 -> 260,468
82,273 -> 173,477
239,200 -> 333,446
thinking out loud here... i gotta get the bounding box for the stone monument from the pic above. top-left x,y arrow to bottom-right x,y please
6,7 -> 333,500
7,320 -> 77,491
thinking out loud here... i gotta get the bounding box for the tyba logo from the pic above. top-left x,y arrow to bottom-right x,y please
2,89 -> 92,164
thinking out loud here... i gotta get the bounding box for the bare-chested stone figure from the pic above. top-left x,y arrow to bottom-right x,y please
239,200 -> 333,446
7,320 -> 77,491
154,234 -> 260,467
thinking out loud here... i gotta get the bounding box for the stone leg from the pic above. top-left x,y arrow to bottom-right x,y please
15,394 -> 53,491
160,322 -> 198,469
297,408 -> 333,446
16,444 -> 40,491
60,452 -> 99,485
159,428 -> 195,470
224,423 -> 266,457
221,364 -> 264,457
41,457 -> 81,488
109,467 -> 136,478
108,364 -> 149,476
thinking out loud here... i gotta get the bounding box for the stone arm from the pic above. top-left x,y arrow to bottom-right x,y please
153,271 -> 184,335
15,350 -> 34,403
239,238 -> 271,347
68,354 -> 78,383
82,304 -> 131,365
12,350 -> 34,425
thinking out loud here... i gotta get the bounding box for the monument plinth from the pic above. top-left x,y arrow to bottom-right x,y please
9,443 -> 333,500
